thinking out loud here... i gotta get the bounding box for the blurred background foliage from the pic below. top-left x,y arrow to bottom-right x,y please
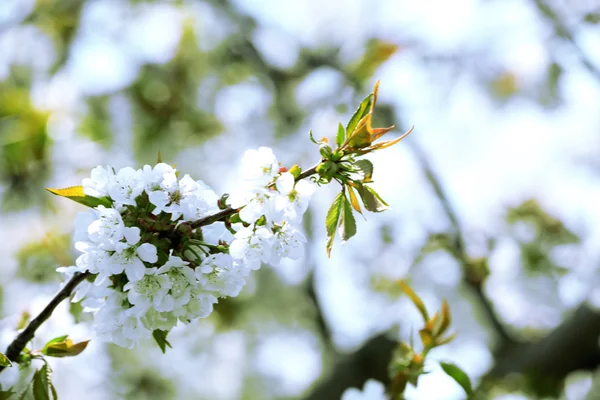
1,0 -> 600,399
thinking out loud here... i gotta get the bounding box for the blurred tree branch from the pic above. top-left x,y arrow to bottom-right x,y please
408,142 -> 518,349
304,333 -> 396,400
533,0 -> 600,81
484,304 -> 600,396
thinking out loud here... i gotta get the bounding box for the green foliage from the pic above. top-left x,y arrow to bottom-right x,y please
0,385 -> 16,400
0,352 -> 11,368
78,97 -> 113,148
315,81 -> 411,256
15,364 -> 59,400
355,183 -> 388,212
507,199 -> 578,277
339,194 -> 357,243
439,361 -> 474,398
42,336 -> 89,358
0,72 -> 52,211
388,282 -> 461,399
15,233 -> 72,284
151,330 -> 172,354
325,192 -> 345,256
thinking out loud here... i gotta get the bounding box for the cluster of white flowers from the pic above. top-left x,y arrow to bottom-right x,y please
58,147 -> 315,348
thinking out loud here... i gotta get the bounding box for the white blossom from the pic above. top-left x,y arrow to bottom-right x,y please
108,167 -> 145,207
240,147 -> 279,187
82,165 -> 114,198
269,222 -> 306,266
229,226 -> 273,270
156,255 -> 197,310
275,172 -> 316,222
195,253 -> 245,297
99,242 -> 158,283
124,267 -> 172,313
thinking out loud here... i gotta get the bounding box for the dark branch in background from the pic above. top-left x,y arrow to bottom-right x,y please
484,305 -> 600,395
408,142 -> 517,347
0,272 -> 91,373
533,0 -> 600,81
304,334 -> 397,400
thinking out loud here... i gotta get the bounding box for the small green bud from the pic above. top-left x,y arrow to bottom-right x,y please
320,144 -> 333,159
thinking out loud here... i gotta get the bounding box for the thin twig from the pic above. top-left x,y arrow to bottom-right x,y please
0,272 -> 91,373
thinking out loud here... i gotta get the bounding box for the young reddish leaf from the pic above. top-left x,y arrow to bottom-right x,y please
398,280 -> 429,322
339,194 -> 357,243
0,352 -> 11,368
346,185 -> 363,215
336,123 -> 345,147
437,300 -> 452,336
439,361 -> 474,397
361,126 -> 414,153
152,329 -> 172,353
325,192 -> 345,257
356,184 -> 388,212
46,186 -> 112,208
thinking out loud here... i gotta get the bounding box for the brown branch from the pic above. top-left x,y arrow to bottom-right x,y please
483,304 -> 600,396
409,141 -> 517,346
304,333 -> 397,400
0,272 -> 91,373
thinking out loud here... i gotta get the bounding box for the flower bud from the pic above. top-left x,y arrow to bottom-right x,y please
319,144 -> 333,159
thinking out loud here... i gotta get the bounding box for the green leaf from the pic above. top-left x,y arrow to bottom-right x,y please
0,352 -> 11,368
439,361 -> 473,397
49,383 -> 58,400
325,192 -> 345,257
336,123 -> 345,147
339,194 -> 356,243
42,335 -> 68,352
46,186 -> 112,208
346,94 -> 372,138
32,368 -> 50,400
43,337 -> 89,358
354,159 -> 374,182
356,184 -> 388,212
0,385 -> 16,400
152,329 -> 172,354
308,129 -> 318,144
